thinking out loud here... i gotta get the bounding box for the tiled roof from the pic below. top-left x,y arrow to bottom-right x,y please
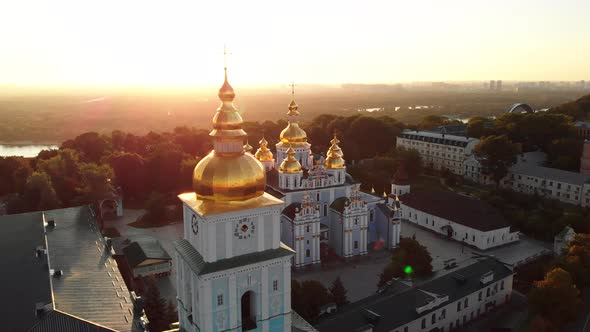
283,203 -> 302,220
44,207 -> 140,332
174,240 -> 295,276
28,310 -> 115,332
400,191 -> 510,231
314,258 -> 512,332
329,197 -> 350,213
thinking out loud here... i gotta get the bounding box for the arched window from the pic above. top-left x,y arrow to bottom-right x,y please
421,318 -> 426,329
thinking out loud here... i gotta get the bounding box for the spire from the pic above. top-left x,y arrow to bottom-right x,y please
255,136 -> 274,162
244,140 -> 253,154
287,81 -> 299,116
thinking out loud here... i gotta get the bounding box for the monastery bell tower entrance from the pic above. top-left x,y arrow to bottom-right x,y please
241,291 -> 257,331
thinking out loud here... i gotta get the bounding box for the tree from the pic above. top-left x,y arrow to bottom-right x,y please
417,115 -> 456,130
71,132 -> 110,163
528,315 -> 557,332
291,280 -> 331,321
474,135 -> 518,186
143,277 -> 168,331
37,149 -> 82,205
108,152 -> 147,199
528,268 -> 581,327
377,237 -> 433,287
77,162 -> 115,204
466,116 -> 493,138
23,172 -> 61,211
0,156 -> 33,196
329,277 -> 349,307
558,234 -> 590,289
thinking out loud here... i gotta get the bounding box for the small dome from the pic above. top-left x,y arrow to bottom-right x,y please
280,147 -> 302,173
244,141 -> 253,154
324,136 -> 345,169
255,137 -> 274,162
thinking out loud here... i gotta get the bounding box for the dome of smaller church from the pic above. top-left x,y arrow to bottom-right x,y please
324,136 -> 346,169
255,137 -> 274,162
244,141 -> 253,154
279,147 -> 302,173
280,123 -> 308,143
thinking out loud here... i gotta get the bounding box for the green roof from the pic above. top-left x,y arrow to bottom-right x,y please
174,240 -> 294,276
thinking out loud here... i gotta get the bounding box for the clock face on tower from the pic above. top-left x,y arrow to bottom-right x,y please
191,214 -> 199,235
234,217 -> 255,239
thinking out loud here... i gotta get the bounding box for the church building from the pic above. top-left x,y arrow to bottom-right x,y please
254,88 -> 401,268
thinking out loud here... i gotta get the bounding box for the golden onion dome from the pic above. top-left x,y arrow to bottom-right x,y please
255,137 -> 274,162
192,68 -> 266,202
325,136 -> 346,169
279,94 -> 307,144
279,146 -> 302,173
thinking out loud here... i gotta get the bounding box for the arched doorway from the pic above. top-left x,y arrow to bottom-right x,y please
241,291 -> 257,331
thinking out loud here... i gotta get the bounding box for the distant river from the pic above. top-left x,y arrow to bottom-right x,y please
0,144 -> 58,157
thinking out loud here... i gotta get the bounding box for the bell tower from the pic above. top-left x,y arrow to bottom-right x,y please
174,65 -> 294,332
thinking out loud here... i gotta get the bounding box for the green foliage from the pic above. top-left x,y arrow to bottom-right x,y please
546,137 -> 583,171
143,277 -> 169,332
417,115 -> 461,130
328,277 -> 349,307
474,135 -> 518,185
23,171 -> 61,211
108,152 -> 147,199
0,156 -> 33,196
76,162 -> 114,204
291,279 -> 331,321
528,268 -> 581,327
377,237 -> 433,287
557,234 -> 590,289
549,94 -> 590,121
466,116 -> 494,138
494,113 -> 575,152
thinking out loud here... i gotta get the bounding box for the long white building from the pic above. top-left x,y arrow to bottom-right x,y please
315,257 -> 514,332
396,130 -> 480,176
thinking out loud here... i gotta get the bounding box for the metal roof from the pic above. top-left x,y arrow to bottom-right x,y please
0,211 -> 52,332
174,239 -> 294,276
510,162 -> 590,185
122,239 -> 171,268
314,258 -> 512,332
44,207 -> 140,332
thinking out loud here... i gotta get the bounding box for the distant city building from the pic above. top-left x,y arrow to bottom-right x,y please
554,226 -> 576,255
392,180 -> 519,250
489,80 -> 496,91
496,80 -> 502,91
0,207 -> 145,332
506,161 -> 590,206
314,257 -> 514,332
396,130 -> 480,176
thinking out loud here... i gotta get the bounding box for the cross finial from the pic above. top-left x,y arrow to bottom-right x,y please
289,81 -> 296,99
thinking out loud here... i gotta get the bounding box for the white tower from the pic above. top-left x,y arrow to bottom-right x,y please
278,147 -> 303,190
324,136 -> 347,185
174,68 -> 294,332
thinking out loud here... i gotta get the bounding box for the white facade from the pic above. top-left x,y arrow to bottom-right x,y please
396,130 -> 480,176
394,273 -> 514,332
400,204 -> 519,250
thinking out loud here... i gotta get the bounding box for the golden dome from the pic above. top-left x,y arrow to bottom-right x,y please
279,92 -> 307,144
193,152 -> 266,201
192,68 -> 266,202
325,136 -> 346,169
279,146 -> 302,173
255,137 -> 274,162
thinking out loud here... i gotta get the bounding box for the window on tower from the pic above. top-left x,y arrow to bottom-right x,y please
217,294 -> 224,306
273,280 -> 279,292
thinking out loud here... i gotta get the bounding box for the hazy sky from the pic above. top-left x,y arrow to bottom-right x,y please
1,0 -> 590,89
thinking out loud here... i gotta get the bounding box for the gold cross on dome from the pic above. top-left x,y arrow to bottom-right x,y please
289,81 -> 297,98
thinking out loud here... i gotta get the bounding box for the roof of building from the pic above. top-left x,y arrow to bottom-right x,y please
399,191 -> 510,232
28,310 -> 116,332
0,211 -> 52,332
122,239 -> 172,268
174,239 -> 295,276
0,207 -> 141,332
44,207 -> 139,332
314,258 -> 513,332
431,124 -> 467,136
283,203 -> 303,220
376,203 -> 393,218
329,197 -> 350,213
510,162 -> 590,185
575,121 -> 590,128
399,130 -> 478,147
